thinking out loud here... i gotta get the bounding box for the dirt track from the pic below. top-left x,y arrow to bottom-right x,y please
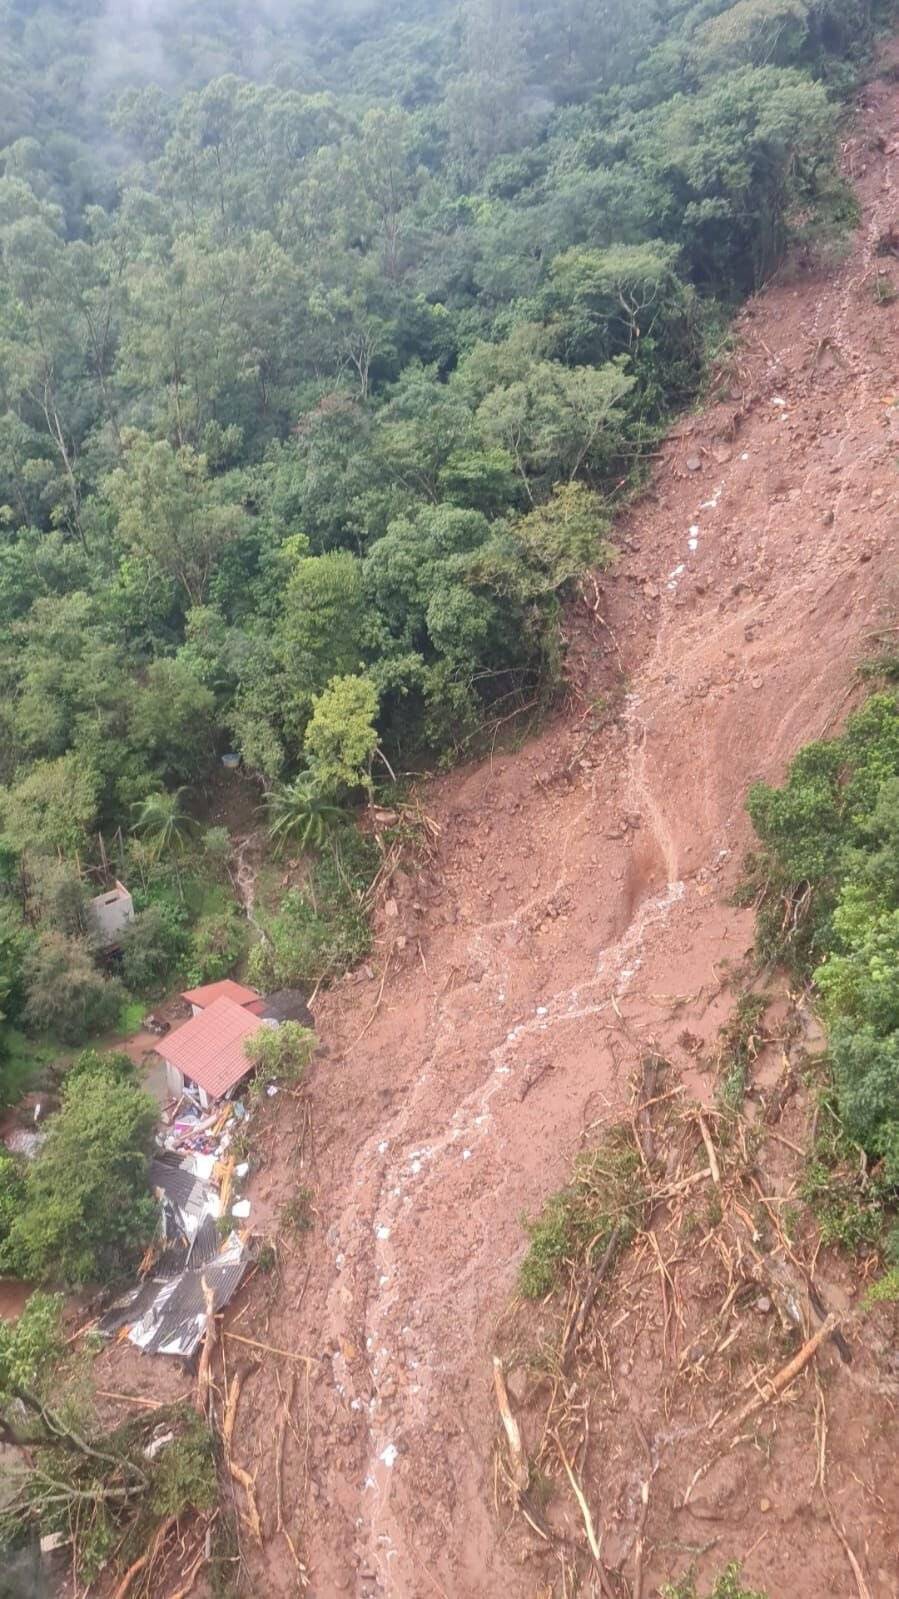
102,55 -> 899,1599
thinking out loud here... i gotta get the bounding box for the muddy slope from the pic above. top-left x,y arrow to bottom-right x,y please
109,59 -> 899,1599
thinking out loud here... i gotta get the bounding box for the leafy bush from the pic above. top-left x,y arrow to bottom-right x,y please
250,827 -> 378,989
185,905 -> 245,986
22,934 -> 124,1044
65,1048 -> 138,1089
715,993 -> 768,1113
520,1126 -> 645,1299
0,1291 -> 64,1399
120,904 -> 190,993
0,1149 -> 25,1254
245,1021 -> 316,1087
304,674 -> 380,798
745,692 -> 899,1223
1,1070 -> 158,1286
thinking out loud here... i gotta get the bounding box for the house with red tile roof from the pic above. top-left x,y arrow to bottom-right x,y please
161,995 -> 266,1107
180,979 -> 261,1016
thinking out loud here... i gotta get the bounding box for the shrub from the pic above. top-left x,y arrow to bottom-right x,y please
2,1070 -> 158,1285
22,934 -> 124,1044
250,827 -> 377,989
245,1021 -> 316,1088
0,1290 -> 64,1399
66,1048 -> 138,1089
745,691 -> 899,1227
303,673 -> 380,798
0,1149 -> 25,1254
120,904 -> 190,992
520,1127 -> 644,1299
662,1563 -> 767,1599
280,1185 -> 314,1233
185,905 -> 245,986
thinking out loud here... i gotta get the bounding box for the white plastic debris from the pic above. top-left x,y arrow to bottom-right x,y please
143,1430 -> 174,1461
235,1161 -> 249,1178
771,396 -> 787,407
232,1198 -> 251,1218
375,1224 -> 390,1240
266,1084 -> 279,1096
380,1443 -> 398,1468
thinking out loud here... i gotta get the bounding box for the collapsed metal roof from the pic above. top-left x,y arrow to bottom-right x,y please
98,1232 -> 250,1359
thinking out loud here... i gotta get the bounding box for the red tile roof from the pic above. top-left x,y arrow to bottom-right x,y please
181,979 -> 260,1010
162,997 -> 264,1099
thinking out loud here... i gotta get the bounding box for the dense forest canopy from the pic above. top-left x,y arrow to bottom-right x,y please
0,0 -> 883,1072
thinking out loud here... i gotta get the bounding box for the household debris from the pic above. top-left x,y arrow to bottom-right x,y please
97,1086 -> 261,1360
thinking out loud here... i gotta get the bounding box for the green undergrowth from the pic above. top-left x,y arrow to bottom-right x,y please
519,1125 -> 646,1300
281,1185 -> 315,1235
663,1562 -> 767,1599
715,992 -> 769,1114
743,689 -> 899,1285
800,1090 -> 895,1253
249,825 -> 379,990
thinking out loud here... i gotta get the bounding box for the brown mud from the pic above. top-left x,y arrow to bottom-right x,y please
98,50 -> 899,1599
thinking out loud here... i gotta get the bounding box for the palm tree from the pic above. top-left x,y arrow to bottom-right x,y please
131,789 -> 195,861
264,776 -> 344,856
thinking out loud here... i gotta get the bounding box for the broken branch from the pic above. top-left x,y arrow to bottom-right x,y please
697,1112 -> 721,1185
222,1361 -> 259,1453
229,1460 -> 262,1542
728,1314 -> 837,1429
493,1356 -> 529,1493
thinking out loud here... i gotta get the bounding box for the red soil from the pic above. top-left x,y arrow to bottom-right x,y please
98,49 -> 899,1599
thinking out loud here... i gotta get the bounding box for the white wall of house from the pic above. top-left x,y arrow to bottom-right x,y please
163,1062 -> 211,1110
90,882 -> 134,946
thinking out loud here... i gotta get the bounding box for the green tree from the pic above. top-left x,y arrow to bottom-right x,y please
119,906 -> 189,992
264,776 -> 346,855
303,675 -> 380,798
244,1020 -> 316,1086
2,1068 -> 158,1285
0,755 -> 100,858
22,934 -> 124,1044
104,435 -> 248,609
131,788 -> 196,861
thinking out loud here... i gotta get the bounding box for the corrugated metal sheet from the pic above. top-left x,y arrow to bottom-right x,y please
185,1214 -> 220,1271
98,1234 -> 249,1358
149,1158 -> 204,1210
98,1278 -> 163,1336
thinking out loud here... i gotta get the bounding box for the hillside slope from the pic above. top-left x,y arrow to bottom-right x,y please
103,51 -> 898,1599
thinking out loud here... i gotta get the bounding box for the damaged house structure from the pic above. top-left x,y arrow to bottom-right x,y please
159,991 -> 265,1108
88,880 -> 134,948
99,1155 -> 250,1360
99,982 -> 314,1360
157,981 -> 313,1108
